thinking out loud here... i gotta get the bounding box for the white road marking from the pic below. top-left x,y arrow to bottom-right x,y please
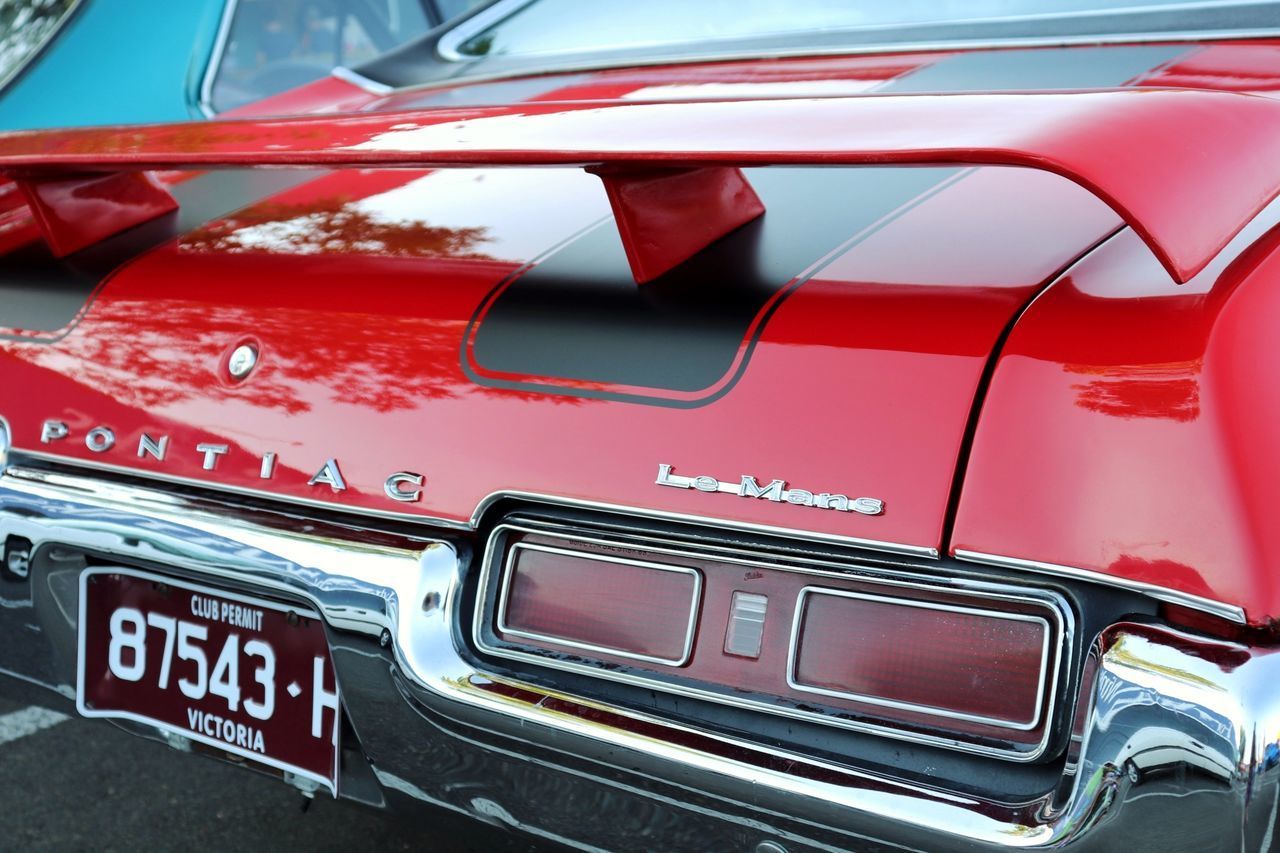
0,705 -> 69,747
1258,779 -> 1279,853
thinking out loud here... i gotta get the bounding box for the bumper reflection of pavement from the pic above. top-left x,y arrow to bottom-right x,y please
0,691 -> 536,852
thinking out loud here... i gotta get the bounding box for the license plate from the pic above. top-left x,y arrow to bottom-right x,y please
77,567 -> 340,795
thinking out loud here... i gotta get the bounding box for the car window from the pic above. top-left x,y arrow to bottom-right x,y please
451,0 -> 1275,58
0,0 -> 79,91
207,0 -> 435,113
435,0 -> 486,21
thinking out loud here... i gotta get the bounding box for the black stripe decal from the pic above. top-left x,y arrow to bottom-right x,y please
875,45 -> 1188,92
468,166 -> 962,395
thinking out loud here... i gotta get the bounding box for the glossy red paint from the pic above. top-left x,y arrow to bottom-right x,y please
16,171 -> 177,257
0,178 -> 39,254
1133,42 -> 1280,94
0,165 -> 1118,555
0,89 -> 1275,282
590,165 -> 765,283
11,40 -> 1280,623
952,208 -> 1280,624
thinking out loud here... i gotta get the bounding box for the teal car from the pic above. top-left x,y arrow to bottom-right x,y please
0,0 -> 476,130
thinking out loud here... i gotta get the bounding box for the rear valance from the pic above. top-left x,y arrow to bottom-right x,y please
0,89 -> 1276,284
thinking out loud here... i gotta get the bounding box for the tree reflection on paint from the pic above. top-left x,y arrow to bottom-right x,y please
180,196 -> 495,260
4,167 -> 612,422
1067,360 -> 1201,422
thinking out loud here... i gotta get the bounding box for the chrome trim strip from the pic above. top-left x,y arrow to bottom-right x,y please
954,549 -> 1247,624
0,414 -> 10,471
474,523 -> 1071,762
12,450 -> 939,557
330,66 -> 394,96
197,0 -> 239,118
496,542 -> 702,667
74,565 -> 340,796
469,489 -> 940,558
785,586 -> 1052,731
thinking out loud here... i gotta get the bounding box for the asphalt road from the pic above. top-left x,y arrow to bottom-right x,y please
0,683 -> 531,852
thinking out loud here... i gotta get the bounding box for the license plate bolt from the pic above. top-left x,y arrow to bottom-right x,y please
160,730 -> 193,753
284,772 -> 321,798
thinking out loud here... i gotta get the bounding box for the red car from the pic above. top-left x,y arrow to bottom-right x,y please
2,0 -> 1280,848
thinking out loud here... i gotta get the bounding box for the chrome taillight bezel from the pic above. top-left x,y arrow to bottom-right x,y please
473,521 -> 1073,762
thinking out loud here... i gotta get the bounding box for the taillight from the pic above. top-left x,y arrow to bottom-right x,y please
499,543 -> 700,665
789,588 -> 1049,729
476,523 -> 1067,761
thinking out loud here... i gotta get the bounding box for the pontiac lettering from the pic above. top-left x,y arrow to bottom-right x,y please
655,463 -> 884,516
37,419 -> 425,506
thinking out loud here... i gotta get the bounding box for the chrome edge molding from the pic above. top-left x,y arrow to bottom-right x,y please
196,0 -> 239,118
331,65 -> 394,96
0,414 -> 10,471
495,541 -> 702,667
468,489 -> 940,558
784,586 -> 1054,732
426,0 -> 1280,85
12,450 -> 939,558
954,549 -> 1247,624
473,523 -> 1070,762
3,467 -> 1279,848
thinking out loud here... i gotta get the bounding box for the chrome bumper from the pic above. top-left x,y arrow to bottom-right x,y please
0,464 -> 1277,851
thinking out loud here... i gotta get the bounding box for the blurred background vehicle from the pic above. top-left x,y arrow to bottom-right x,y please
0,0 -> 482,130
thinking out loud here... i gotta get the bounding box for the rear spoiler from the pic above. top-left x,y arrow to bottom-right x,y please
0,89 -> 1276,284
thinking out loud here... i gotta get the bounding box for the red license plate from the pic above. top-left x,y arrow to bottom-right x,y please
77,567 -> 340,794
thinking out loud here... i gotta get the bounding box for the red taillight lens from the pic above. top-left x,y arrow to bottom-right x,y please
789,589 -> 1048,729
499,543 -> 701,665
